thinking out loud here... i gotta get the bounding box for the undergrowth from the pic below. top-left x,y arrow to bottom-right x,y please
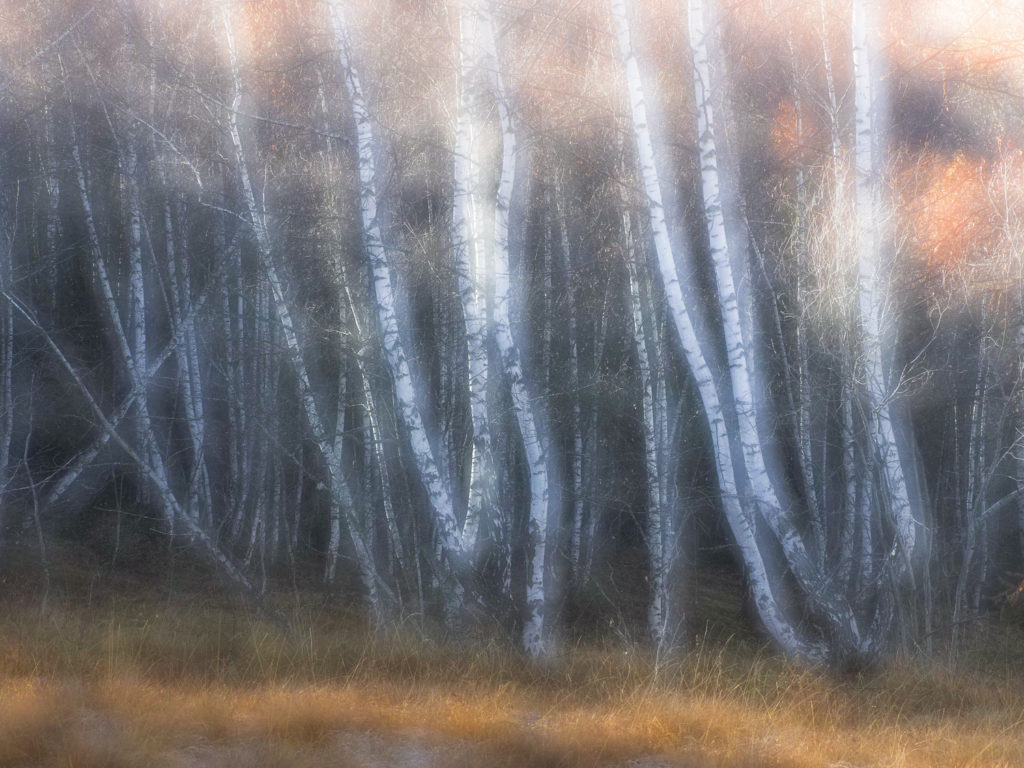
0,580 -> 1022,767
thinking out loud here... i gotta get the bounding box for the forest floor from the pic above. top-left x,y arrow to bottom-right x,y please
1,562 -> 1023,767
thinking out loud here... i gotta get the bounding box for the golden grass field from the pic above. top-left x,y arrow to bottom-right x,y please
1,578 -> 1023,768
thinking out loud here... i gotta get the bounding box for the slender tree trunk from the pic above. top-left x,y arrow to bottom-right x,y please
852,0 -> 922,580
820,0 -> 843,177
221,9 -> 388,613
626,214 -> 673,647
1018,317 -> 1024,560
68,98 -> 179,536
326,0 -> 465,622
0,191 -> 12,508
953,345 -> 990,637
580,278 -> 612,584
454,0 -> 493,557
611,0 -> 823,660
476,0 -> 552,656
42,101 -> 61,312
553,183 -> 585,585
688,0 -> 864,657
781,28 -> 823,552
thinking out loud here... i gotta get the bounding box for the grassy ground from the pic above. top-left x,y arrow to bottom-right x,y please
1,568 -> 1023,767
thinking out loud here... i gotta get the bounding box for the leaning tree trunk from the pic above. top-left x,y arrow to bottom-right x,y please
326,0 -> 465,619
9,291 -> 264,604
610,0 -> 823,660
686,0 -> 863,658
221,8 -> 390,614
477,0 -> 553,657
852,0 -> 922,584
68,102 -> 173,530
54,93 -> 262,606
454,0 -> 493,557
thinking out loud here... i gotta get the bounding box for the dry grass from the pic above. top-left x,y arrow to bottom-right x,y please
1,589 -> 1023,768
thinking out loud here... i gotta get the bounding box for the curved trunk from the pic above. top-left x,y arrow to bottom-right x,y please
326,0 -> 464,619
454,0 -> 493,556
222,8 -> 388,613
852,0 -> 921,578
477,0 -> 552,657
610,0 -> 822,660
687,0 -> 862,655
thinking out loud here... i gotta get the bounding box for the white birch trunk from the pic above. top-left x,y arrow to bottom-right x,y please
454,0 -> 492,556
819,0 -> 843,177
221,9 -> 388,612
580,280 -> 613,583
163,199 -> 211,527
68,105 -> 176,530
837,391 -> 859,590
341,273 -> 407,576
612,0 -> 822,659
35,104 -> 262,603
326,1 -> 465,593
554,184 -> 585,581
147,53 -> 210,528
219,232 -> 244,536
954,351 -> 989,629
852,0 -> 920,576
42,101 -> 61,311
42,280 -> 212,512
0,208 -> 12,504
626,221 -> 669,647
688,0 -> 866,654
782,32 -> 821,545
12,294 -> 262,600
477,0 -> 552,656
1018,320 -> 1024,559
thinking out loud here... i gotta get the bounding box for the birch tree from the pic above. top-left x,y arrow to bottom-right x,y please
686,0 -> 867,657
473,0 -> 554,656
851,0 -> 924,584
453,0 -> 493,558
625,212 -> 676,647
610,0 -> 822,659
325,0 -> 466,620
0,160 -> 12,515
221,6 -> 389,613
553,182 -> 586,584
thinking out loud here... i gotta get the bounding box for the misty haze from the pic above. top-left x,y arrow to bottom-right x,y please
0,0 -> 1023,765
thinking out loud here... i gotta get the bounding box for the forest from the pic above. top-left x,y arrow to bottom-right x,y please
1,0 -> 1024,679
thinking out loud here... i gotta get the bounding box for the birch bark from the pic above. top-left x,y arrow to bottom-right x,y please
626,217 -> 671,646
477,0 -> 552,656
68,102 -> 175,531
554,184 -> 585,582
454,0 -> 493,556
852,0 -> 921,577
0,192 -> 11,507
221,9 -> 388,613
325,1 -> 465,621
8,291 -> 264,603
688,0 -> 869,655
611,0 -> 821,659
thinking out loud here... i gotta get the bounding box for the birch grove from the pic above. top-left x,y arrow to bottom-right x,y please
0,0 -> 1022,665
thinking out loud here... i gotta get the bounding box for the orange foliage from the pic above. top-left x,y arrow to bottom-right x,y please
898,151 -> 997,268
770,99 -> 829,166
771,100 -> 803,165
897,143 -> 1024,294
892,0 -> 1024,81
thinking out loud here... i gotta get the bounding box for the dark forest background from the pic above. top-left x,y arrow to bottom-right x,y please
1,0 -> 1023,666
